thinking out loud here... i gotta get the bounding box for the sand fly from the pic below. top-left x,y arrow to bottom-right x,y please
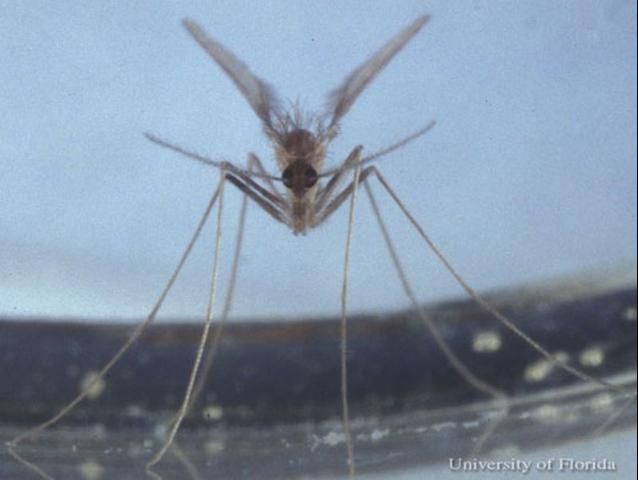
7,14 -> 636,479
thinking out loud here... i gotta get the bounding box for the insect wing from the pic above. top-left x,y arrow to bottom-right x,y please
323,15 -> 430,139
183,19 -> 284,138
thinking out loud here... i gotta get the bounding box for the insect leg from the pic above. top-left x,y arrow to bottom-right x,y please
362,175 -> 508,455
369,166 -> 633,394
187,158 -> 255,415
147,161 -> 291,469
224,171 -> 287,224
313,164 -> 374,226
247,152 -> 284,201
314,146 -> 363,215
147,168 -> 228,469
7,179 -> 223,450
340,163 -> 362,478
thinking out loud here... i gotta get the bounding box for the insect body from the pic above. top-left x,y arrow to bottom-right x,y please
159,17 -> 432,235
8,14 -> 634,480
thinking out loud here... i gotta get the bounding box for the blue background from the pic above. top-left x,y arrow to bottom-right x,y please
0,1 -> 635,321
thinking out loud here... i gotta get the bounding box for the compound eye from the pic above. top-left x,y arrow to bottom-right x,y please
304,167 -> 318,188
282,166 -> 294,189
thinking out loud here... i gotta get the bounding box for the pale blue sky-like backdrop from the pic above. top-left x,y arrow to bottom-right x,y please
0,1 -> 636,321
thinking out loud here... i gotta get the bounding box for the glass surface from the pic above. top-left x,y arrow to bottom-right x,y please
1,269 -> 636,479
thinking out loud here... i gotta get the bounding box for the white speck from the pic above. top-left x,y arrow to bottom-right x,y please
88,423 -> 106,440
153,423 -> 167,440
431,421 -> 457,432
461,420 -> 481,430
622,306 -> 636,322
579,346 -> 604,367
524,352 -> 568,382
370,429 -> 390,441
125,404 -> 146,417
78,460 -> 104,480
590,392 -> 614,412
530,404 -> 579,424
80,371 -> 106,400
531,404 -> 561,423
490,444 -> 521,457
202,404 -> 224,421
472,331 -> 502,352
322,431 -> 346,447
204,439 -> 225,455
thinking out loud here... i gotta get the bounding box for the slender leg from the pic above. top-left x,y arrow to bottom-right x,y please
314,166 -> 374,226
364,179 -> 506,398
146,133 -> 286,213
224,172 -> 286,224
340,164 -> 362,478
590,393 -> 637,438
146,132 -> 288,220
226,172 -> 281,209
314,146 -> 363,214
247,152 -> 284,201
317,163 -> 634,456
368,166 -> 632,393
146,163 -> 300,469
147,168 -> 228,469
187,158 -> 254,414
170,441 -> 203,480
362,179 -> 507,454
6,449 -> 54,480
7,183 -> 223,449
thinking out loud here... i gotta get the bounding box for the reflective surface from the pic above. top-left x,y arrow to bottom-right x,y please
2,268 -> 636,479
